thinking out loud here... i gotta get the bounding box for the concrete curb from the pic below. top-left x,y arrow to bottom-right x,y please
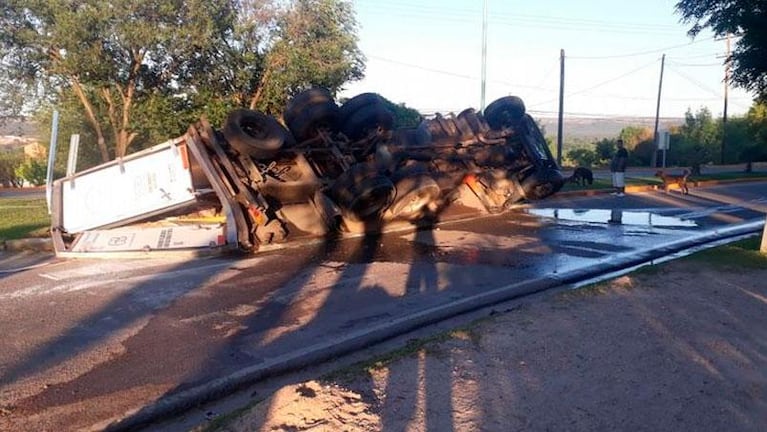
101,219 -> 766,431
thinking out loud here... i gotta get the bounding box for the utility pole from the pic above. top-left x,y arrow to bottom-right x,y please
480,0 -> 488,111
722,34 -> 731,165
557,49 -> 565,166
652,54 -> 666,168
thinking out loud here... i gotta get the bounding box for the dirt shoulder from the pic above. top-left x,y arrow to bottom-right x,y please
209,256 -> 767,432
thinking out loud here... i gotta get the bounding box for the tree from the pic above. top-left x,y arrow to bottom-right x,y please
676,0 -> 767,99
1,0 -> 365,162
594,138 -> 616,165
379,98 -> 422,129
245,0 -> 365,115
619,126 -> 654,166
15,159 -> 47,186
565,148 -> 597,168
670,107 -> 721,174
0,151 -> 24,187
1,0 -> 237,161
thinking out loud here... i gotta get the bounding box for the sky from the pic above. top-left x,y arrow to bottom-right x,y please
339,0 -> 756,120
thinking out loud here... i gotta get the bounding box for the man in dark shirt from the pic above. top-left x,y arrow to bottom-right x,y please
610,139 -> 628,196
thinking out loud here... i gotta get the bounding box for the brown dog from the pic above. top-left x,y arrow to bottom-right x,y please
655,169 -> 690,194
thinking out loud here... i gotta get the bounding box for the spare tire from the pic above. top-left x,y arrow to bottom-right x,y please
341,103 -> 394,141
287,100 -> 340,143
222,109 -> 288,159
389,174 -> 440,220
284,88 -> 335,127
484,96 -> 526,130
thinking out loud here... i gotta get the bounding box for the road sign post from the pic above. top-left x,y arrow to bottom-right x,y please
761,215 -> 767,255
657,130 -> 670,168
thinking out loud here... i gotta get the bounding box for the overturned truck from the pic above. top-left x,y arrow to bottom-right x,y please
50,89 -> 564,256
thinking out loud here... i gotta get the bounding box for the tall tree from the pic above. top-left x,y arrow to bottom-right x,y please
0,0 -> 236,161
1,0 -> 364,162
676,0 -> 767,99
247,0 -> 365,114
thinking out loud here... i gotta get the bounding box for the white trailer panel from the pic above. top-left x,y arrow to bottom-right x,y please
60,139 -> 197,233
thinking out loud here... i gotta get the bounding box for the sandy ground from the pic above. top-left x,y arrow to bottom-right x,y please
214,259 -> 767,432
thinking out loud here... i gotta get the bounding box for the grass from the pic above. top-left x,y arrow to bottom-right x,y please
683,236 -> 767,269
0,196 -> 50,241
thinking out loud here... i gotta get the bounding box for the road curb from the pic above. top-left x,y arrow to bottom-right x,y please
101,219 -> 766,431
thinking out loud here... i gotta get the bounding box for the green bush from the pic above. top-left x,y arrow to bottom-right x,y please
15,159 -> 47,186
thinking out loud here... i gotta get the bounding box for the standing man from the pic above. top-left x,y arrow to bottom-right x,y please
610,139 -> 628,196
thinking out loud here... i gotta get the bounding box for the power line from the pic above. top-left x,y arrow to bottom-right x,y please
568,36 -> 716,59
354,1 -> 682,32
528,58 -> 660,107
368,54 -> 557,92
666,66 -> 752,111
668,60 -> 723,67
666,65 -> 722,98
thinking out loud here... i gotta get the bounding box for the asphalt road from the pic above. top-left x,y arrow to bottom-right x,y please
0,181 -> 765,431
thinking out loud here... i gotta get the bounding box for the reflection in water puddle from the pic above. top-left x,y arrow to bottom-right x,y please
528,209 -> 697,227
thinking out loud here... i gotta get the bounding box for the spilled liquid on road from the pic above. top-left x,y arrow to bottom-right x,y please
528,209 -> 697,227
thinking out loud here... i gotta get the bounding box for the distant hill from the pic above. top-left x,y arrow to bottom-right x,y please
0,117 -> 38,138
538,116 -> 684,141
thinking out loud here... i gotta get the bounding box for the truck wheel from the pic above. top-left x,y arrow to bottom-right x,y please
389,174 -> 440,220
287,100 -> 340,143
284,88 -> 335,127
484,96 -> 526,130
521,168 -> 565,200
330,163 -> 395,220
341,103 -> 394,141
222,109 -> 287,159
339,93 -> 384,124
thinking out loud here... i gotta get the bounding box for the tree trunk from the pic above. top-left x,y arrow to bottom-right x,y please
71,79 -> 110,162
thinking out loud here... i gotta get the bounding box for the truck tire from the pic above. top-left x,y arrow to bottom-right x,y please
330,163 -> 395,220
520,168 -> 565,200
389,174 -> 440,220
284,88 -> 335,127
341,103 -> 394,141
287,100 -> 340,143
484,96 -> 526,130
339,93 -> 384,124
222,109 -> 287,159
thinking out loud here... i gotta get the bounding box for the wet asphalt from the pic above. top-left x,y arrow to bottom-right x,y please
0,181 -> 765,431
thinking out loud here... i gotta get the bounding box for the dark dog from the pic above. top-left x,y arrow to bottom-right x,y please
655,169 -> 690,194
568,167 -> 593,186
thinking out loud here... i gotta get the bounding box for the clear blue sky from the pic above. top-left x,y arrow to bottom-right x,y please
340,0 -> 754,119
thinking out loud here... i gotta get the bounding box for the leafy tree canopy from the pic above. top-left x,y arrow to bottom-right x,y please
676,0 -> 767,99
0,0 -> 364,162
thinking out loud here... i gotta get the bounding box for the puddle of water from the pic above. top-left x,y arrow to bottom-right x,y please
528,209 -> 697,227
